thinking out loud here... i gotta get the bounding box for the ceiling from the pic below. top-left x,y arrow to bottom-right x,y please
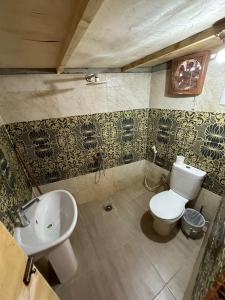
1,0 -> 225,69
0,0 -> 76,68
67,0 -> 225,68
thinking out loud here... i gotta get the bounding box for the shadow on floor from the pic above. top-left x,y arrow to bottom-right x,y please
140,211 -> 179,243
35,257 -> 60,286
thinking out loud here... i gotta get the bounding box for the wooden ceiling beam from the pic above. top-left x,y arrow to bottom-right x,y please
57,0 -> 104,74
121,19 -> 225,72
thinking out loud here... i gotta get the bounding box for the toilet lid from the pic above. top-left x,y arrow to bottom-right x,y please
149,190 -> 186,220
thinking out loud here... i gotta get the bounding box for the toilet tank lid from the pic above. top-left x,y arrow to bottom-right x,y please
173,163 -> 206,178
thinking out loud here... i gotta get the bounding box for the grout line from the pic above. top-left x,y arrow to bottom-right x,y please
152,284 -> 167,300
152,284 -> 178,300
165,267 -> 183,300
150,255 -> 182,285
167,284 -> 179,300
167,266 -> 182,285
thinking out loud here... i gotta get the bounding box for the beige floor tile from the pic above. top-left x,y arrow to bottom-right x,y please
57,242 -> 165,300
141,221 -> 203,283
147,241 -> 184,282
69,217 -> 100,273
55,186 -> 202,300
154,287 -> 176,300
133,189 -> 155,209
167,264 -> 194,300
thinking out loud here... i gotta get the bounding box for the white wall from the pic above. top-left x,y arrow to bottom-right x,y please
0,73 -> 151,124
37,160 -> 147,205
150,58 -> 225,113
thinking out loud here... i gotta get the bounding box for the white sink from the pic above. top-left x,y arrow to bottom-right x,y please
14,190 -> 78,283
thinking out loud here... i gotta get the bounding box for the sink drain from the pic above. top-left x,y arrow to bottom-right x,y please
104,204 -> 113,212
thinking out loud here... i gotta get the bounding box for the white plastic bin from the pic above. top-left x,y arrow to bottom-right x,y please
181,208 -> 206,239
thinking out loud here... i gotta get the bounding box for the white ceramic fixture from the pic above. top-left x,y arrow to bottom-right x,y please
216,48 -> 225,63
14,190 -> 78,283
149,162 -> 206,236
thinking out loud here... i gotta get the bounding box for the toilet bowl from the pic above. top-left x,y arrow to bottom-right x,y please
149,161 -> 206,236
149,190 -> 187,236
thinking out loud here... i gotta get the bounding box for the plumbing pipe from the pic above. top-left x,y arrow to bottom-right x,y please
144,174 -> 169,192
152,145 -> 157,163
144,176 -> 162,192
144,144 -> 161,191
95,150 -> 106,184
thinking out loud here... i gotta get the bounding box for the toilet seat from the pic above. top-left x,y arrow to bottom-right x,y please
149,190 -> 187,221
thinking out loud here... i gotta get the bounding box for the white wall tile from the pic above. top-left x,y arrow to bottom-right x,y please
0,73 -> 151,124
150,58 -> 225,113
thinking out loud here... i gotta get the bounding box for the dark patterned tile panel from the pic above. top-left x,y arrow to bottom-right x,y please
0,125 -> 32,233
192,197 -> 225,300
6,108 -> 225,195
147,109 -> 225,195
6,109 -> 148,186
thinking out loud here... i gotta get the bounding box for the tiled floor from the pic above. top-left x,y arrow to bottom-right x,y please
55,186 -> 203,300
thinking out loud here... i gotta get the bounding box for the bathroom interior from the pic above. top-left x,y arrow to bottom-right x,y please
0,1 -> 225,300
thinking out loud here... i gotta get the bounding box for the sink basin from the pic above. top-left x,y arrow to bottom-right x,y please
14,190 -> 78,283
14,190 -> 77,256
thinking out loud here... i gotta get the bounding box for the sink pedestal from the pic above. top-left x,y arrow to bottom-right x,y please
14,190 -> 78,283
48,239 -> 78,283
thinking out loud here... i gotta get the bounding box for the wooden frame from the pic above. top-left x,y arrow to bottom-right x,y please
57,0 -> 104,73
122,19 -> 225,72
169,51 -> 210,96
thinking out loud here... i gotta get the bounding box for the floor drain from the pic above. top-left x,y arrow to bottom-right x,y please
104,204 -> 113,212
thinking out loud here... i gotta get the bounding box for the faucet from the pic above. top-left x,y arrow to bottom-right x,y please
16,207 -> 30,227
14,197 -> 40,227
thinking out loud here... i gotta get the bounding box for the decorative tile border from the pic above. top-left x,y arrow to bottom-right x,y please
0,125 -> 32,233
7,109 -> 148,185
5,108 -> 225,197
192,197 -> 225,300
147,109 -> 225,195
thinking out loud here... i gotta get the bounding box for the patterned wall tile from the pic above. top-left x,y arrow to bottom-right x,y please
192,197 -> 225,300
0,125 -> 32,233
7,109 -> 148,186
5,108 -> 224,196
147,109 -> 225,195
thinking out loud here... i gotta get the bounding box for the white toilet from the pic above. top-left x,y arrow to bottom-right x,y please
149,162 -> 206,236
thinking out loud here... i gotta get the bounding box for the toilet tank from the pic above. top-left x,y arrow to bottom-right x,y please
170,163 -> 206,200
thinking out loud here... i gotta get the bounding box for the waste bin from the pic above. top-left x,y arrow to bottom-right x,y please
181,208 -> 206,239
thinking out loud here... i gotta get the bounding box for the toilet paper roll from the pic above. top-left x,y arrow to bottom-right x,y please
176,155 -> 185,165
